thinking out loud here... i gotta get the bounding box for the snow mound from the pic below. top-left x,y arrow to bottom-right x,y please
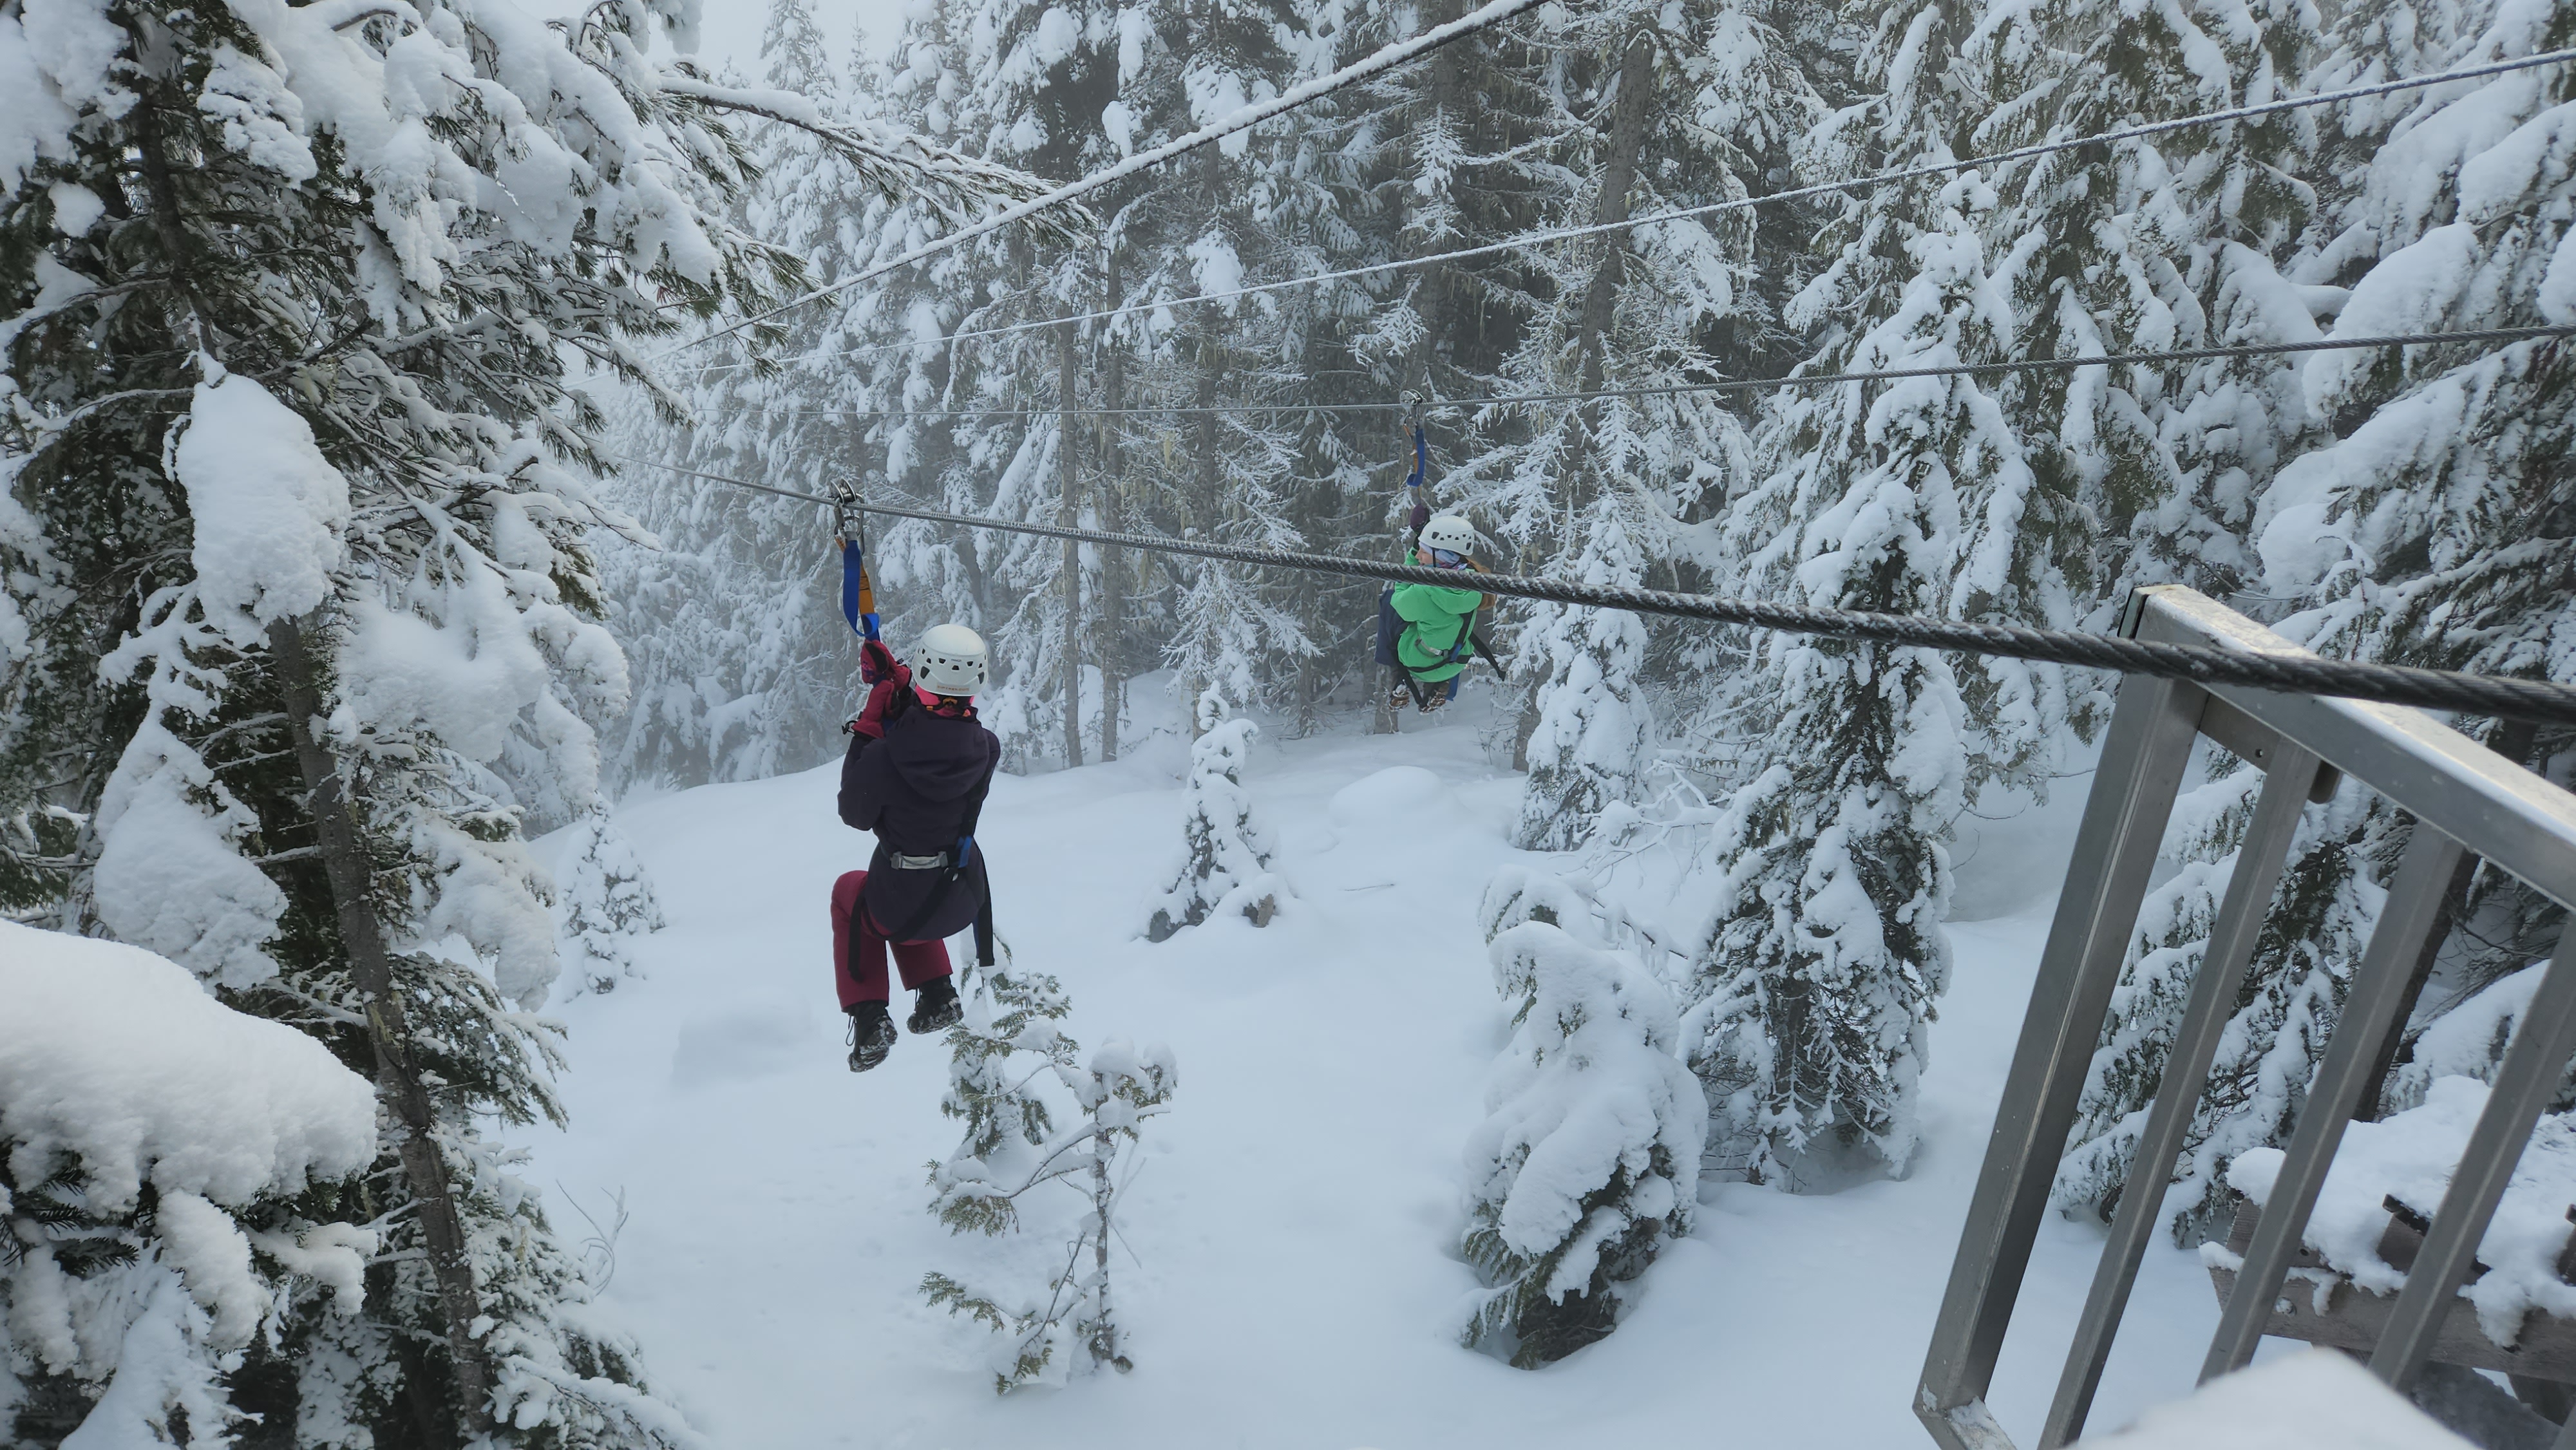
2074,1349 -> 2467,1449
1328,766 -> 1454,826
0,920 -> 377,1212
2224,1076 -> 2576,1346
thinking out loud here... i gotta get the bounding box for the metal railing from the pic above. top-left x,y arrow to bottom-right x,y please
1916,586 -> 2576,1449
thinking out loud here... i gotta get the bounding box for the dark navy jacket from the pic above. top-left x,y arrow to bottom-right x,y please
838,699 -> 1001,941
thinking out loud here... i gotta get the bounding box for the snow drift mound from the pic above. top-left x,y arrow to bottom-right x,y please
0,919 -> 377,1209
1329,765 -> 1455,827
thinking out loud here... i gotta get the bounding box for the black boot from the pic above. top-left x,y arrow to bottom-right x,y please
846,1001 -> 896,1071
908,975 -> 962,1034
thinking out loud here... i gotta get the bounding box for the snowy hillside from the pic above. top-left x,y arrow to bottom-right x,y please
522,714 -> 2229,1447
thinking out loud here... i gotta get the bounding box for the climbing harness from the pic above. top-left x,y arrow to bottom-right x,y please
884,769 -> 996,969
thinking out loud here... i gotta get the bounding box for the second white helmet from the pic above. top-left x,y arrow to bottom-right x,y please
912,622 -> 989,697
1420,514 -> 1478,556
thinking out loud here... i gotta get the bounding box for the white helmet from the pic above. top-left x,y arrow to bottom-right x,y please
912,623 -> 989,697
1420,515 -> 1477,557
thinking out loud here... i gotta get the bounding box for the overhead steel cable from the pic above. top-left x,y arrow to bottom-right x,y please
610,456 -> 2576,725
661,0 -> 1558,360
706,324 -> 2576,423
692,45 -> 2576,379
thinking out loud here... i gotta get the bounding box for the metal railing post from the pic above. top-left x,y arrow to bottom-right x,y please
2199,825 -> 2468,1380
1916,669 -> 2206,1449
2040,743 -> 2323,1445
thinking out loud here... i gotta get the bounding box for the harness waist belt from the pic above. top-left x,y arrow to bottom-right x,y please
891,851 -> 950,871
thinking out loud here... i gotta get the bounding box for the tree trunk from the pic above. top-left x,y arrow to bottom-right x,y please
1099,251 -> 1125,764
1059,321 -> 1083,769
1574,30 -> 1655,405
1090,1124 -> 1120,1370
269,616 -> 488,1418
1515,31 -> 1654,771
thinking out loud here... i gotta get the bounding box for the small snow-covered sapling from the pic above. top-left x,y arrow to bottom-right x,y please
1144,692 -> 1287,941
1462,921 -> 1705,1368
923,959 -> 1177,1391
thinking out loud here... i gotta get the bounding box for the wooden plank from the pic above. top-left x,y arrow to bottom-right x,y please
2208,1265 -> 2576,1382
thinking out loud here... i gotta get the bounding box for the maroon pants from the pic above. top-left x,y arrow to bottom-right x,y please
831,870 -> 953,1009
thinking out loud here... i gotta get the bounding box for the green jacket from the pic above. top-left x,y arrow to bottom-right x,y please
1391,565 -> 1482,682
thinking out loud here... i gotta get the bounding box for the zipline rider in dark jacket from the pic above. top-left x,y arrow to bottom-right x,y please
831,623 -> 1000,1072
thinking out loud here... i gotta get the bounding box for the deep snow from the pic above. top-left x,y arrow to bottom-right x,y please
526,711 -> 2246,1447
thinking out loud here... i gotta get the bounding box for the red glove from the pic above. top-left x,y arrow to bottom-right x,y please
858,638 -> 900,684
848,659 -> 913,740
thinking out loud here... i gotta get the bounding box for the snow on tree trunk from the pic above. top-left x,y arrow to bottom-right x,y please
1461,921 -> 1704,1368
553,807 -> 668,998
1144,693 -> 1286,941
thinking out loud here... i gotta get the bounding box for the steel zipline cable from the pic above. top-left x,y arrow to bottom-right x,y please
662,0 -> 1557,359
611,455 -> 2576,726
741,324 -> 2576,422
691,46 -> 2576,379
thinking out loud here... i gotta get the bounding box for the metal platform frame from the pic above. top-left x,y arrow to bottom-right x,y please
1915,586 -> 2576,1449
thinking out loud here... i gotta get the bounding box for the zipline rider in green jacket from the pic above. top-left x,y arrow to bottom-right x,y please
1388,514 -> 1493,713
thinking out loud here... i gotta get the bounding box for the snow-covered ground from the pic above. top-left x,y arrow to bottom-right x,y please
527,714 -> 2239,1448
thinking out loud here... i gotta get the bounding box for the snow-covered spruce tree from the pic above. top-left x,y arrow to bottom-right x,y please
1956,0 -> 2325,616
2060,0 -> 2576,1241
0,1 -> 1041,1440
1462,921 -> 1704,1368
1303,0 -> 1565,738
1681,15 -> 2033,1181
2,922 -> 380,1445
1144,692 -> 1285,939
1336,0 -> 1563,410
1122,2 -> 1327,726
1466,5 -> 1803,845
880,0 -> 1126,767
1478,863 -> 1604,945
925,1037 -> 1177,1391
923,939 -> 1177,1392
554,808 -> 668,997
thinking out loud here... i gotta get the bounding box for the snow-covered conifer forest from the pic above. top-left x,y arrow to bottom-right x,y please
8,0 -> 2576,1441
